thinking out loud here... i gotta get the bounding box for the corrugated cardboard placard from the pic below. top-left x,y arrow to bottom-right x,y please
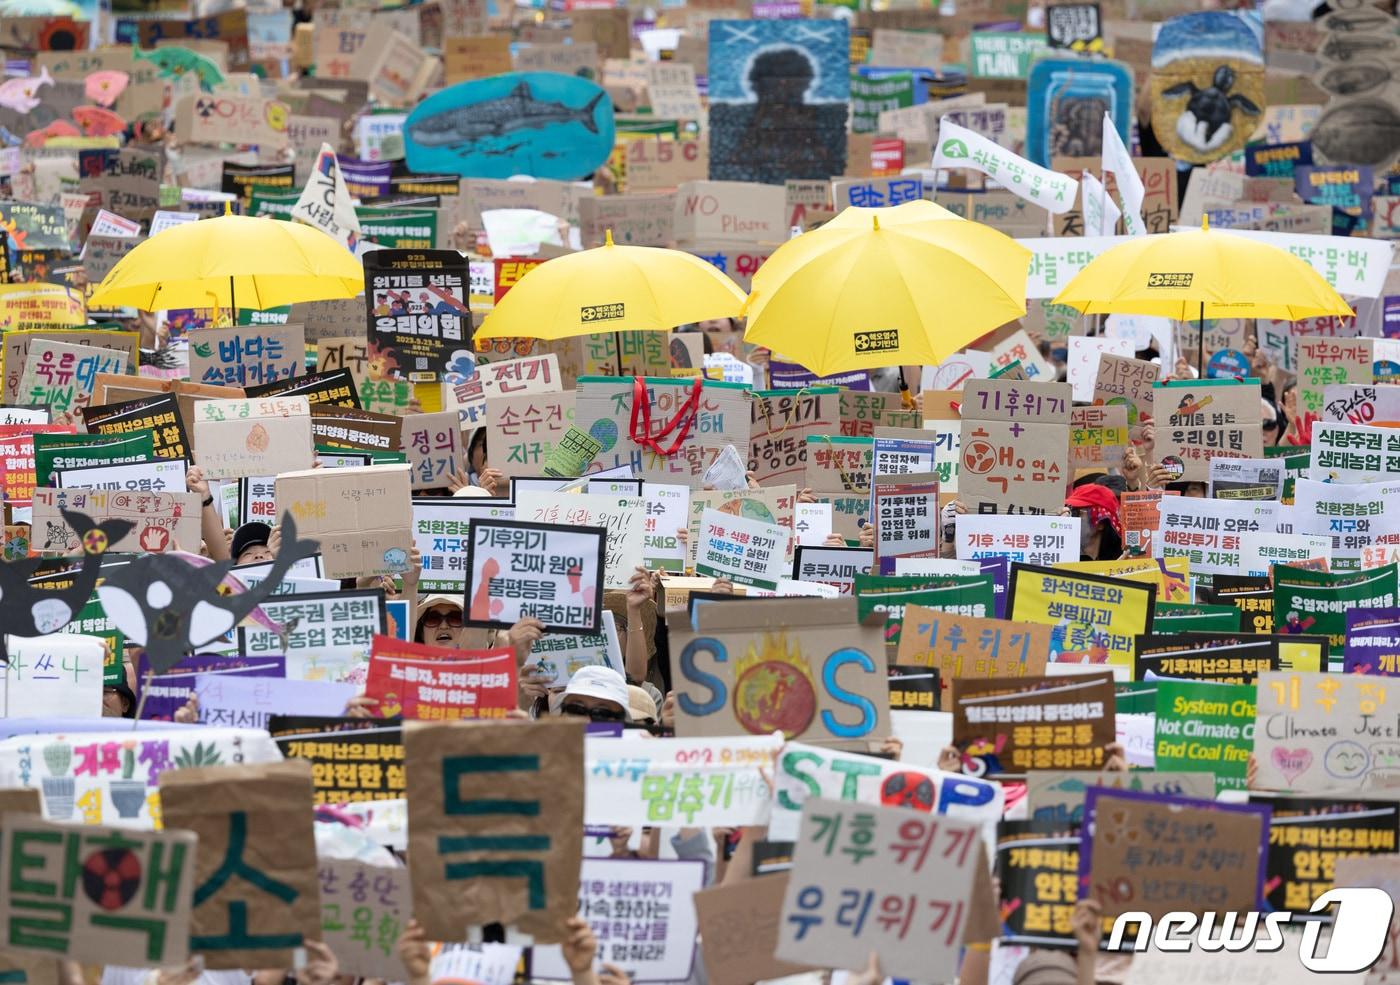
192,396 -> 314,479
276,464 -> 413,578
159,761 -> 322,970
405,718 -> 585,943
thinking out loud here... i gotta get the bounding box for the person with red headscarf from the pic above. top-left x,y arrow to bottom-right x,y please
1064,482 -> 1125,561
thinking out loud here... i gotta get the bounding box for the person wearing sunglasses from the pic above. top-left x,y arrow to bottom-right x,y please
558,665 -> 630,722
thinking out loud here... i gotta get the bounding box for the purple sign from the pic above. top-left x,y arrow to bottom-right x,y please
338,156 -> 394,199
752,1 -> 803,16
1383,296 -> 1400,340
135,653 -> 286,721
1344,608 -> 1400,675
1077,786 -> 1272,909
768,359 -> 872,391
979,555 -> 1009,619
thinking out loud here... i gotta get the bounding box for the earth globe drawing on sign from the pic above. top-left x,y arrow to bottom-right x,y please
732,631 -> 817,737
718,498 -> 778,523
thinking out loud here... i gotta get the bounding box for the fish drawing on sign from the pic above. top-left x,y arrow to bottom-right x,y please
97,511 -> 319,673
0,510 -> 132,667
72,105 -> 127,136
84,70 -> 129,107
404,72 -> 615,181
134,46 -> 224,91
1149,10 -> 1266,164
0,66 -> 53,113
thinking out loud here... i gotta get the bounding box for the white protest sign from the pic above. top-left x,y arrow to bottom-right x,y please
1215,229 -> 1393,298
776,798 -> 981,982
990,329 -> 1055,382
1155,497 -> 1280,577
466,519 -> 605,634
1293,478 -> 1400,572
1321,384 -> 1400,425
795,502 -> 833,546
524,610 -> 623,688
1237,532 -> 1333,577
694,507 -> 791,590
933,119 -> 1076,213
196,674 -> 359,731
643,483 -> 689,572
771,741 -> 1004,841
0,633 -> 104,719
1101,114 -> 1146,237
292,143 -> 361,251
515,492 -> 646,590
531,858 -> 704,984
192,396 -> 315,479
240,589 -> 384,681
317,859 -> 410,979
585,734 -> 781,828
412,498 -> 515,594
793,546 -> 873,595
1254,671 -> 1400,794
54,459 -> 187,494
1019,236 -> 1128,298
1309,422 -> 1400,483
956,514 -> 1080,565
445,353 -> 562,427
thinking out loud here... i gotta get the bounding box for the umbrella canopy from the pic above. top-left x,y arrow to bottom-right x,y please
475,230 -> 746,340
1051,217 -> 1354,322
86,213 -> 364,312
741,201 -> 1030,378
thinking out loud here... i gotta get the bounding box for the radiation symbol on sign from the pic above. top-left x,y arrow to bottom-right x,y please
83,529 -> 109,555
82,848 -> 141,911
963,439 -> 997,475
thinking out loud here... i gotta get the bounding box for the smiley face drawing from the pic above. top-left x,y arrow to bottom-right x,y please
1324,740 -> 1370,780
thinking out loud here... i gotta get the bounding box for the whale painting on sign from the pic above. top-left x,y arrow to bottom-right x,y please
708,19 -> 849,184
404,71 -> 615,180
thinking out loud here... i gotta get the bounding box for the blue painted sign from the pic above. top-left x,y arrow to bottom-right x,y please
404,71 -> 614,180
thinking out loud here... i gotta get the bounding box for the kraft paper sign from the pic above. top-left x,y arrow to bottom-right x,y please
0,816 -> 196,969
405,718 -> 584,943
276,464 -> 413,578
694,875 -> 812,985
158,760 -> 323,970
30,488 -> 202,555
1254,671 -> 1400,794
670,597 -> 889,745
192,396 -> 314,479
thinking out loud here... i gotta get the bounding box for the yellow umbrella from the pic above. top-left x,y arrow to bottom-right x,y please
475,230 -> 745,341
87,212 -> 364,313
741,201 -> 1030,379
1052,216 -> 1353,371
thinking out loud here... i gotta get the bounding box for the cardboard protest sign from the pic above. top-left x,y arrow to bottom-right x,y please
1296,338 -> 1374,423
403,411 -> 462,491
585,734 -> 780,829
365,636 -> 516,720
770,741 -> 1004,841
1094,353 -> 1159,423
240,588 -> 386,682
1135,632 -> 1279,683
0,816 -> 196,968
316,859 -> 409,980
192,396 -> 314,479
1255,671 -> 1400,794
188,324 -> 304,388
748,390 -> 838,487
31,489 -> 201,555
960,380 -> 1071,514
1153,679 -> 1254,792
16,339 -> 128,413
277,464 -> 413,578
465,518 -> 604,634
1332,855 -> 1400,981
671,597 -> 889,745
775,798 -> 981,981
995,821 -> 1079,948
444,353 -> 561,429
0,634 -> 104,719
952,673 -> 1116,775
805,436 -> 873,493
1079,787 -> 1270,918
159,761 -> 321,969
272,717 -> 405,804
1253,795 -> 1400,914
487,391 -> 577,481
1153,379 -> 1264,483
694,875 -> 811,985
515,492 -> 645,591
896,607 -> 1051,692
405,717 -> 584,943
1007,564 -> 1156,671
1023,771 -> 1217,824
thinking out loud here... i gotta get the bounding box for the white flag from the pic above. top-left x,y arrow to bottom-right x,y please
1100,114 -> 1146,237
932,119 -> 1076,214
1081,172 -> 1121,237
291,143 -> 360,251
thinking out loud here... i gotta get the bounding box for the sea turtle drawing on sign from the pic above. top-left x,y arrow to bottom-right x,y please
404,71 -> 615,180
1149,10 -> 1266,165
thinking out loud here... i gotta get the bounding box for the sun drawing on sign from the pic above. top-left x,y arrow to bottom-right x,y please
732,631 -> 816,738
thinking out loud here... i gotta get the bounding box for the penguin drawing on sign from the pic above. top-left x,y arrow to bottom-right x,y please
0,510 -> 132,667
97,511 -> 319,673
